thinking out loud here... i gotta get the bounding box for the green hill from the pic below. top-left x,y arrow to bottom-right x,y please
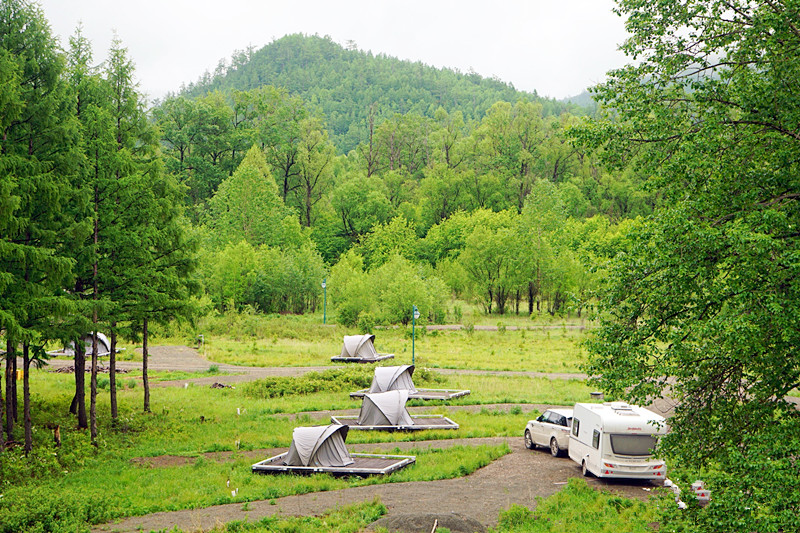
182,33 -> 589,153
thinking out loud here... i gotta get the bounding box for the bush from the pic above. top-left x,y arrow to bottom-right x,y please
331,253 -> 448,327
241,368 -> 374,399
357,311 -> 376,334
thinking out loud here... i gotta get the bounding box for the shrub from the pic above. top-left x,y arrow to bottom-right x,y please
357,311 -> 376,334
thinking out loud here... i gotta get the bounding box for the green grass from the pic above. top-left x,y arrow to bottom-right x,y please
183,320 -> 589,373
0,310 -> 622,533
490,478 -> 657,532
205,498 -> 387,532
1,369 -> 523,532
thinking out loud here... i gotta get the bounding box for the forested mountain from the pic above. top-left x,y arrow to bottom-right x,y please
181,34 -> 590,153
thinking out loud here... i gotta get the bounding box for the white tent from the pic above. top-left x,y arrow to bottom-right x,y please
357,390 -> 415,426
368,365 -> 417,394
340,334 -> 379,359
283,424 -> 354,467
57,333 -> 113,357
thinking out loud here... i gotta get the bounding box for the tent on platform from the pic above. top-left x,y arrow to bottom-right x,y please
357,390 -> 415,426
283,424 -> 354,467
368,365 -> 417,394
331,334 -> 394,363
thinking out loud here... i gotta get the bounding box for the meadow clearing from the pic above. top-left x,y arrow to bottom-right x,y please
0,313 -> 662,533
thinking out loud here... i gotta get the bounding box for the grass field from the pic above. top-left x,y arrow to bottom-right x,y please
171,315 -> 591,373
0,312 -> 651,533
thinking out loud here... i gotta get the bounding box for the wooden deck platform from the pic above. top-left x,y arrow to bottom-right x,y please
329,414 -> 459,431
251,452 -> 415,476
349,388 -> 471,400
330,354 -> 395,363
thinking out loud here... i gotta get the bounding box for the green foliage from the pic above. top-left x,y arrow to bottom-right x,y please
491,478 -> 656,532
0,485 -> 113,533
240,368 -> 374,399
578,1 -> 800,531
206,146 -> 303,249
200,239 -> 325,314
330,254 -> 448,326
183,34 -> 586,154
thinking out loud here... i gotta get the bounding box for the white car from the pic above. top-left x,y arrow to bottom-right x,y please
524,408 -> 573,457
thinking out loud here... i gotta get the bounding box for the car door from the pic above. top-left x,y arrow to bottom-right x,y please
532,411 -> 552,446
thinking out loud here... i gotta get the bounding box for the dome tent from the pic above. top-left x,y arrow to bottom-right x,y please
283,424 -> 354,467
49,333 -> 113,357
331,334 -> 394,363
368,365 -> 417,394
357,390 -> 415,426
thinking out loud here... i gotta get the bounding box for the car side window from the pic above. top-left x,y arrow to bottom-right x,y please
572,418 -> 580,437
592,429 -> 600,449
536,413 -> 547,422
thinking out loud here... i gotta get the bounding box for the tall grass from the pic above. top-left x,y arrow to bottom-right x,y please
206,499 -> 387,533
490,478 -> 657,532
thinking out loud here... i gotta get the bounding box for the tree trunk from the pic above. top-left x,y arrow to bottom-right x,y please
110,326 -> 118,421
91,183 -> 99,444
23,343 -> 31,454
528,282 -> 534,315
1,347 -> 5,451
72,340 -> 87,429
4,340 -> 13,439
11,349 -> 17,422
90,330 -> 98,445
143,318 -> 150,413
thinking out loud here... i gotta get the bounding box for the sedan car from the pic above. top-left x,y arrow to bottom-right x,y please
524,408 -> 573,457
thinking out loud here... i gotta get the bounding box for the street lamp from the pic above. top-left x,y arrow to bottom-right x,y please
412,304 -> 420,365
321,278 -> 327,324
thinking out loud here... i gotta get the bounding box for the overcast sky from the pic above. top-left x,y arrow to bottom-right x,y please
37,0 -> 631,103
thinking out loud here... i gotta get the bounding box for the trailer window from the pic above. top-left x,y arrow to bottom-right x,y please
572,419 -> 580,437
610,434 -> 658,456
592,430 -> 600,449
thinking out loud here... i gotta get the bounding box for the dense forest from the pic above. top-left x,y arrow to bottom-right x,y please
150,33 -> 654,325
182,33 -> 590,153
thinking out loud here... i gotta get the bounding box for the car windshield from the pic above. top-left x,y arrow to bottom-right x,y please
609,434 -> 658,456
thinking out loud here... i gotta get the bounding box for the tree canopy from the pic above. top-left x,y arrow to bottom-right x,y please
578,1 -> 800,531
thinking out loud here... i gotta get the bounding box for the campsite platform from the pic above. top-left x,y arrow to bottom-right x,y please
330,354 -> 395,363
330,414 -> 459,431
252,452 -> 415,476
349,388 -> 471,400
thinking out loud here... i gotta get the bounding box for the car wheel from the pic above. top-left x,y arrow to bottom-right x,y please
581,460 -> 591,477
524,429 -> 535,450
550,437 -> 561,457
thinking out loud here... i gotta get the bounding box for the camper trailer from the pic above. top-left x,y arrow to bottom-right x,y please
568,402 -> 667,481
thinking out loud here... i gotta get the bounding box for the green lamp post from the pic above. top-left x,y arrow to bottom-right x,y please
412,304 -> 420,364
321,278 -> 327,324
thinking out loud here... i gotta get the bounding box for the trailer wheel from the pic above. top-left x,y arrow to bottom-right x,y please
581,460 -> 591,477
549,438 -> 561,457
524,429 -> 535,450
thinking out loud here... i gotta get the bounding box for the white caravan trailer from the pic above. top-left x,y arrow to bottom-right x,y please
568,402 -> 667,481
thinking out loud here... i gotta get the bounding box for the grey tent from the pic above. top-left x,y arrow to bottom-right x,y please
50,333 -> 112,357
331,334 -> 394,362
357,390 -> 415,426
368,365 -> 417,394
283,424 -> 354,467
